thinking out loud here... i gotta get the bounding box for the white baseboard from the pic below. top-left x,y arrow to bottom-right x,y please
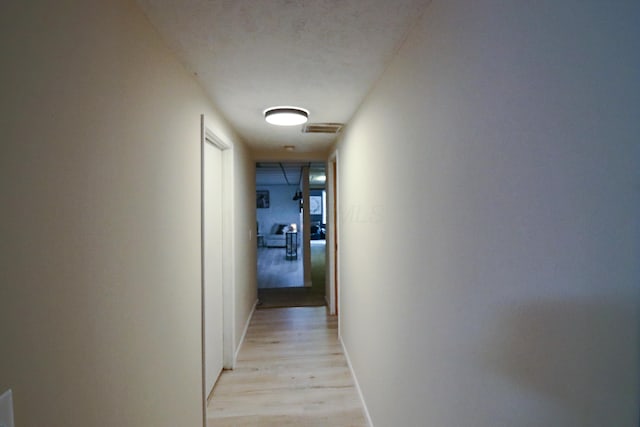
234,299 -> 258,365
340,335 -> 374,427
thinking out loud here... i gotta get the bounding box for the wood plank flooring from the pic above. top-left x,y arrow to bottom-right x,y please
257,241 -> 327,308
207,307 -> 367,426
257,247 -> 303,288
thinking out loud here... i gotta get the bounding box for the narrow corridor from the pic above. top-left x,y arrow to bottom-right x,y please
207,307 -> 367,426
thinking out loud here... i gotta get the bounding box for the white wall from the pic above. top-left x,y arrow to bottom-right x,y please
256,185 -> 301,236
336,1 -> 639,426
0,1 -> 255,426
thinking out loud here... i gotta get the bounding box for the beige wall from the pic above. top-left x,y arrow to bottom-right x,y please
336,1 -> 639,426
232,141 -> 258,352
0,1 -> 255,426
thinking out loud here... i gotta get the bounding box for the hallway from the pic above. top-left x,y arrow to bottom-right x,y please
3,2 -> 638,426
207,307 -> 367,426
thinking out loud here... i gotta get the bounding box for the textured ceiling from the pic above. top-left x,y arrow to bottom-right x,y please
136,0 -> 429,154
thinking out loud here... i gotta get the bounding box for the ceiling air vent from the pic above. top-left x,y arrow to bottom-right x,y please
302,123 -> 344,134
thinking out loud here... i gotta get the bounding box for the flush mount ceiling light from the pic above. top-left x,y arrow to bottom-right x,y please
264,106 -> 309,126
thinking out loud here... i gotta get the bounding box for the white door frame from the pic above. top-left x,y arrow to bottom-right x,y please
203,136 -> 224,399
200,116 -> 235,420
327,150 -> 340,317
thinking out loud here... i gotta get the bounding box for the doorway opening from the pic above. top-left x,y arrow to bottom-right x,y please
255,162 -> 326,308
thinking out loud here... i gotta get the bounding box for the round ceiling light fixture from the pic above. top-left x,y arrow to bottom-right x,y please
264,106 -> 309,126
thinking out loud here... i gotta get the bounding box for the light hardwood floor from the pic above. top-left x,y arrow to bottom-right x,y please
207,307 -> 367,426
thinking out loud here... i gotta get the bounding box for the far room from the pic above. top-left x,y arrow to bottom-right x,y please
255,162 -> 326,308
